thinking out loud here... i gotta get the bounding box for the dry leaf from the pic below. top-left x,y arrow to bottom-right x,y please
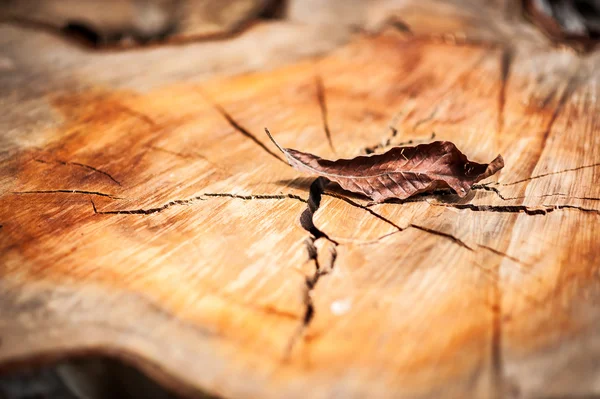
265,128 -> 504,203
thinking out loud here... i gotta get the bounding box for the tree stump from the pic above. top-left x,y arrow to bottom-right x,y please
1,1 -> 599,398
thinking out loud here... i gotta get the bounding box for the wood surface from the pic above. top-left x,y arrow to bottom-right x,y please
1,0 -> 600,398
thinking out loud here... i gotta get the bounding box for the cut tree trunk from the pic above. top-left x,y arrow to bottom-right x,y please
1,1 -> 600,398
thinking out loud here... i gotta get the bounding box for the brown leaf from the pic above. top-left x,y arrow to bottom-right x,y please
265,128 -> 504,203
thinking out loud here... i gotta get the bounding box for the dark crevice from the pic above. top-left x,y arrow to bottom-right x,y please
497,47 -> 513,136
91,196 -> 206,215
549,204 -> 600,215
34,159 -> 121,186
286,178 -> 339,357
498,161 -> 600,186
90,192 -> 306,215
258,0 -> 288,20
203,193 -> 306,203
473,184 -> 508,200
62,21 -> 102,47
410,224 -> 473,250
299,178 -> 338,243
429,202 -> 551,215
294,237 -> 338,349
12,190 -> 122,199
315,74 -> 335,153
200,92 -> 285,164
363,126 -> 399,155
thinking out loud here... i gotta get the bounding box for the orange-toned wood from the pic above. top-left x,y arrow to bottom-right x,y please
1,1 -> 599,398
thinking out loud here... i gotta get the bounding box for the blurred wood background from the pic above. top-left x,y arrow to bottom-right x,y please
1,0 -> 600,398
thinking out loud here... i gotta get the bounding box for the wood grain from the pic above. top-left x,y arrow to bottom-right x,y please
1,1 -> 600,398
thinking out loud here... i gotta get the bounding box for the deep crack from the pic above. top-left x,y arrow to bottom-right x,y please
91,196 -> 206,215
204,193 -> 306,202
286,177 -> 339,357
90,192 -> 306,215
473,184 -> 508,200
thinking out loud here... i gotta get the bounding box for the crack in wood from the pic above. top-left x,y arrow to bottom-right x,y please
90,193 -> 307,215
473,185 -> 600,202
323,190 -> 475,250
199,91 -> 286,164
12,190 -> 122,199
113,103 -> 157,127
34,159 -> 121,186
473,184 -> 508,200
498,161 -> 600,186
286,178 -> 338,358
428,201 -> 600,216
324,192 -> 404,231
477,244 -> 529,266
497,47 -> 513,136
410,224 -> 472,249
315,74 -> 335,153
413,108 -> 439,132
91,196 -> 206,215
527,70 -> 580,186
203,193 -> 306,202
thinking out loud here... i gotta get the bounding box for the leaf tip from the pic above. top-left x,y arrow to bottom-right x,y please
264,127 -> 286,155
489,154 -> 505,173
476,154 -> 505,183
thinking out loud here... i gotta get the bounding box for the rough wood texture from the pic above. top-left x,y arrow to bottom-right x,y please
1,1 -> 600,398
